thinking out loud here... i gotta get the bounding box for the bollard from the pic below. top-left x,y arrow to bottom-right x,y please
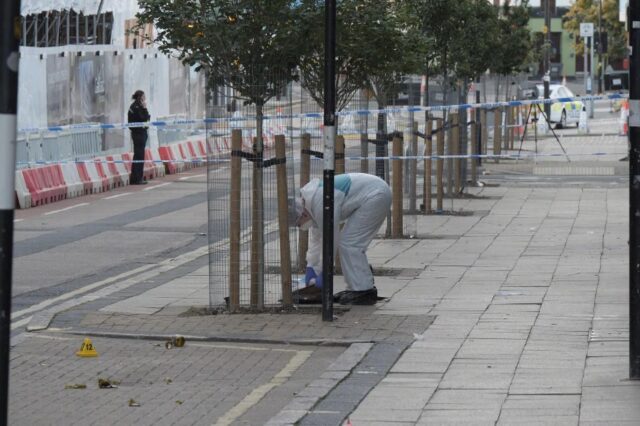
436,118 -> 444,212
481,109 -> 488,157
392,133 -> 403,237
470,115 -> 478,186
452,113 -> 461,194
493,107 -> 501,163
229,129 -> 242,310
275,135 -> 292,306
423,118 -> 433,214
298,133 -> 311,272
336,135 -> 345,175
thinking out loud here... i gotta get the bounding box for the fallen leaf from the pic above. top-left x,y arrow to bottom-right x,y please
128,399 -> 141,407
64,384 -> 87,390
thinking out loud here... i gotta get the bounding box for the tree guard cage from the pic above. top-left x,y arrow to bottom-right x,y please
206,77 -> 504,309
206,73 -> 297,310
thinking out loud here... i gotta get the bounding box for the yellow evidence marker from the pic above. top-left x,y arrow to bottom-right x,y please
76,337 -> 98,357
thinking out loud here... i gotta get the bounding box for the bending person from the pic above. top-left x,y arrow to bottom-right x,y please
295,173 -> 391,305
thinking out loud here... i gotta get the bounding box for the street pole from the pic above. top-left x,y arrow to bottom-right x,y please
322,0 -> 336,322
629,0 -> 640,380
584,37 -> 588,110
0,2 -> 20,424
543,0 -> 551,120
590,36 -> 595,118
598,0 -> 603,94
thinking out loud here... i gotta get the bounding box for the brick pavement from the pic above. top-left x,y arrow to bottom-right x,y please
10,151 -> 640,425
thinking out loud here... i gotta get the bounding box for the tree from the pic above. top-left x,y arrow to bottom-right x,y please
297,0 -> 370,112
136,0 -> 306,307
563,0 -> 627,67
136,0 -> 304,117
492,0 -> 533,100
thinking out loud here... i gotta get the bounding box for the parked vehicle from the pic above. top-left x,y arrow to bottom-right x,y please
535,84 -> 583,128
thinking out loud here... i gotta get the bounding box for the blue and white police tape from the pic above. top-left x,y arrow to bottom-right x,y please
18,93 -> 628,135
15,151 -> 618,167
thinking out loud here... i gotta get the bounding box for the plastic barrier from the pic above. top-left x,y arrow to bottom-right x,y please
60,163 -> 84,199
620,100 -> 629,136
158,146 -> 179,174
105,155 -> 129,187
14,171 -> 32,209
21,166 -> 67,206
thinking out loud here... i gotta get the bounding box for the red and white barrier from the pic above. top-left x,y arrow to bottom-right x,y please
59,163 -> 84,199
14,138 -> 211,209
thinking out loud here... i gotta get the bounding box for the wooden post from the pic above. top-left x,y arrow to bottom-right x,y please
493,107 -> 501,163
336,135 -> 345,175
229,129 -> 242,310
446,114 -> 454,197
503,106 -> 511,151
435,118 -> 444,212
392,133 -> 403,237
275,135 -> 292,306
423,118 -> 433,214
409,121 -> 418,213
298,133 -> 311,272
470,114 -> 478,186
481,109 -> 488,157
510,106 -> 516,150
360,132 -> 368,173
452,113 -> 461,194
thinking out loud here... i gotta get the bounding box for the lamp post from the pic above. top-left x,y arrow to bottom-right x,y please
0,2 -> 20,423
543,0 -> 551,121
597,0 -> 603,94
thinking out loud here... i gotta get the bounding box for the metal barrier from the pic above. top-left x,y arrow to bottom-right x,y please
16,125 -> 103,168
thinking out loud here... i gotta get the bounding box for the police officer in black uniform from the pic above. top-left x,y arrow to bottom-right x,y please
128,90 -> 150,185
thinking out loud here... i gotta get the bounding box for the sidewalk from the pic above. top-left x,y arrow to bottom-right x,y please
10,182 -> 640,425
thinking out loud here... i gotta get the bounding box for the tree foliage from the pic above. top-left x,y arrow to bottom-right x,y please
362,0 -> 427,108
297,0 -> 374,111
493,0 -> 533,76
563,0 -> 627,64
136,0 -> 305,107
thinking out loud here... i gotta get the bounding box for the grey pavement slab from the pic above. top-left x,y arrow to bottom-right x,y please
12,178 -> 640,424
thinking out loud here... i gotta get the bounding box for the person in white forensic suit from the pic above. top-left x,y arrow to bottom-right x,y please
294,173 -> 391,305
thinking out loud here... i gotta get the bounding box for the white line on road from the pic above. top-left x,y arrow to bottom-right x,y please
143,182 -> 172,191
179,173 -> 206,181
11,316 -> 32,331
14,219 -> 24,223
43,203 -> 90,216
11,262 -> 159,321
104,192 -> 132,200
214,350 -> 312,426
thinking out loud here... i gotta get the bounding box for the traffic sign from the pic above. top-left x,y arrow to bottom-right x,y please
580,23 -> 594,37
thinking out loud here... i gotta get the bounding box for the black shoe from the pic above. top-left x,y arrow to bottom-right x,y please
333,290 -> 349,303
338,287 -> 378,306
292,285 -> 321,304
131,180 -> 148,185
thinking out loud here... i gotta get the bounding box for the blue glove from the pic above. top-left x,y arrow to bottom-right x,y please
304,267 -> 317,286
315,272 -> 323,289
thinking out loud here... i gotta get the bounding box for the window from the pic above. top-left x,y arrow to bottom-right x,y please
21,9 -> 114,47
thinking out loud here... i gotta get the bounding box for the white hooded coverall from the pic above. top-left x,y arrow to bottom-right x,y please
301,173 -> 391,291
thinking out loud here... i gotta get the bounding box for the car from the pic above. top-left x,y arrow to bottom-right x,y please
535,84 -> 584,128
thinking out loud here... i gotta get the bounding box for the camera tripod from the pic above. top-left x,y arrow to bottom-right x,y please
516,102 -> 570,163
